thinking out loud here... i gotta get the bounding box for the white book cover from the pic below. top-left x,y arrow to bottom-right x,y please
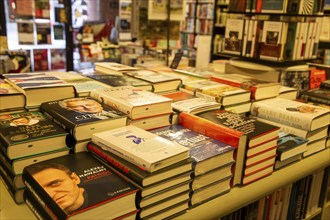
94,62 -> 138,72
304,22 -> 315,60
250,98 -> 330,131
242,19 -> 250,57
90,86 -> 172,119
92,125 -> 189,172
260,21 -> 285,61
223,18 -> 244,55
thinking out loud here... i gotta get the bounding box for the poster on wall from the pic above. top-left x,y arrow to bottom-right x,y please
148,0 -> 185,21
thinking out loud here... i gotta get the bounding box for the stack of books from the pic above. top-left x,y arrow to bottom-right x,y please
274,131 -> 308,170
2,72 -> 76,111
22,152 -> 139,219
250,98 -> 330,157
150,124 -> 235,207
91,125 -> 192,219
299,79 -> 330,106
40,97 -> 127,152
94,62 -> 139,75
90,86 -> 174,130
0,111 -> 70,204
179,109 -> 280,186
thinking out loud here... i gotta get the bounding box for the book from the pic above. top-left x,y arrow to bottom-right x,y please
278,86 -> 298,100
87,73 -> 153,91
195,83 -> 251,106
90,86 -> 173,120
40,97 -> 127,142
0,165 -> 25,204
309,68 -> 326,90
276,131 -> 308,161
223,18 -> 244,55
92,125 -> 189,173
284,22 -> 300,60
0,111 -> 68,160
34,0 -> 50,18
299,88 -> 330,105
53,24 -> 64,40
320,79 -> 330,90
303,137 -> 327,157
24,189 -> 54,219
50,49 -> 66,70
171,97 -> 221,115
22,152 -> 138,219
127,113 -> 172,131
94,62 -> 139,75
161,90 -> 195,102
149,124 -> 235,176
33,49 -> 49,71
250,98 -> 330,131
17,22 -> 34,45
261,0 -> 287,13
223,101 -> 252,115
87,142 -> 192,187
180,79 -> 226,95
244,154 -> 276,175
0,157 -> 24,189
259,21 -> 288,61
173,67 -> 214,79
123,69 -> 182,93
274,153 -> 302,170
3,72 -> 76,108
36,23 -> 51,45
0,78 -> 26,112
45,71 -> 109,97
243,164 -> 274,185
210,73 -> 280,100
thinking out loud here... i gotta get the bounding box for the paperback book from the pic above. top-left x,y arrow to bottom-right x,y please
0,111 -> 68,160
40,97 -> 127,142
22,152 -> 138,219
91,125 -> 189,173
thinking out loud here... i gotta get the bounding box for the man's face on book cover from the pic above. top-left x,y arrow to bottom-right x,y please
32,168 -> 85,214
65,99 -> 103,113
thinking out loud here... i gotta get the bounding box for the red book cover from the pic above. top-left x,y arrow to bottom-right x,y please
309,68 -> 326,89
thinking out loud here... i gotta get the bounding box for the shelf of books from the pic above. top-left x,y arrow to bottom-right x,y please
0,147 -> 328,219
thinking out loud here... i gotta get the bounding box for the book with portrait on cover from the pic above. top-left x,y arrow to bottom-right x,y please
22,152 -> 138,219
92,125 -> 189,173
90,86 -> 173,119
40,97 -> 127,142
0,111 -> 68,160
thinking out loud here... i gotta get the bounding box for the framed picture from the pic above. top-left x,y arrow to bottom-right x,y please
148,0 -> 185,21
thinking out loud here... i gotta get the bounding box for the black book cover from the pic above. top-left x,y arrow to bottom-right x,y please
40,97 -> 127,140
87,74 -> 152,89
24,189 -> 54,220
0,111 -> 67,159
0,153 -> 24,189
299,88 -> 330,105
197,110 -> 279,143
87,142 -> 192,187
22,152 -> 138,219
276,132 -> 308,159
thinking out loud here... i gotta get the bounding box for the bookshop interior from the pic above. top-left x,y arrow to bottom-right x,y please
1,0 -> 330,219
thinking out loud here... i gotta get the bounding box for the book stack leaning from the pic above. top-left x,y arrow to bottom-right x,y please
90,125 -> 192,219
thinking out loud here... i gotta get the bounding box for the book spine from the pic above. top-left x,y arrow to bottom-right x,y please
23,171 -> 66,219
0,165 -> 24,204
87,142 -> 144,186
299,92 -> 330,105
24,190 -> 55,220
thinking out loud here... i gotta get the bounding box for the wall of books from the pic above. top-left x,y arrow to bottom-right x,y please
4,0 -> 66,71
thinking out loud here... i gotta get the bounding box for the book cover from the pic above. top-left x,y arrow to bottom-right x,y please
17,22 -> 34,45
94,62 -> 138,72
149,124 -> 235,176
210,73 -> 280,100
171,97 -> 221,115
87,142 -> 192,187
224,19 -> 244,55
87,73 -> 153,91
259,21 -> 287,61
228,0 -> 246,12
22,152 -> 138,219
53,25 -> 65,40
181,79 -> 225,95
161,90 -> 195,102
33,49 -> 49,71
250,98 -> 330,131
276,131 -> 308,161
36,23 -> 51,45
309,68 -> 326,89
50,49 -> 66,70
0,79 -> 26,111
261,0 -> 286,13
90,86 -> 173,119
91,125 -> 189,173
40,97 -> 127,142
299,0 -> 315,14
127,113 -> 172,130
299,88 -> 330,105
0,111 -> 68,160
34,0 -> 50,19
284,22 -> 300,60
124,69 -> 182,93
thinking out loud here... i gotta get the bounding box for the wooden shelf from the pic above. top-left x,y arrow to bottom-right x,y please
176,148 -> 330,219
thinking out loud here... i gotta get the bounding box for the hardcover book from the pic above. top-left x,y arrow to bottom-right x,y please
250,98 -> 330,131
91,125 -> 189,173
0,111 -> 68,160
224,19 -> 244,55
0,165 -> 24,204
3,72 -> 75,108
180,79 -> 225,95
320,80 -> 330,90
90,86 -> 173,120
123,69 -> 182,93
50,49 -> 66,70
33,49 -> 49,71
87,142 -> 192,187
261,0 -> 287,13
40,97 -> 127,142
127,113 -> 172,131
22,152 -> 138,219
94,62 -> 139,75
17,22 -> 34,45
171,97 -> 221,115
0,157 -> 24,189
0,78 -> 26,112
87,73 -> 153,91
299,88 -> 330,105
149,124 -> 235,176
210,73 -> 280,100
36,23 -> 51,45
276,131 -> 308,161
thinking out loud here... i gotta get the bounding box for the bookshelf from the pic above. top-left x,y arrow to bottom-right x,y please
1,148 -> 329,219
